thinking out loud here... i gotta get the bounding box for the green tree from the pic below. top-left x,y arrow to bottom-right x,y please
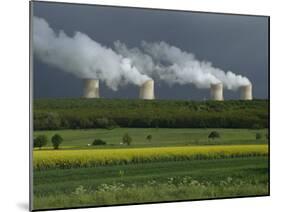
256,133 -> 262,140
95,118 -> 109,128
34,112 -> 61,130
92,139 -> 106,146
34,135 -> 48,149
208,131 -> 220,140
51,134 -> 63,149
123,133 -> 132,146
146,134 -> 152,142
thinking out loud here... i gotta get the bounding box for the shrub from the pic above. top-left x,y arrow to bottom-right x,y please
51,134 -> 63,149
146,135 -> 152,142
256,133 -> 262,140
252,123 -> 263,129
123,133 -> 132,146
208,131 -> 220,140
92,139 -> 107,146
34,135 -> 48,149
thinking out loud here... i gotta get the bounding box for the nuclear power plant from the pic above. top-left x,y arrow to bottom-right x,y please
83,79 -> 100,98
82,78 -> 253,101
35,17 -> 255,102
210,83 -> 224,101
139,80 -> 155,100
240,84 -> 253,100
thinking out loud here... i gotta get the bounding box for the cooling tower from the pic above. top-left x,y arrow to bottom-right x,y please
210,83 -> 224,101
240,84 -> 253,100
139,80 -> 155,100
83,79 -> 100,98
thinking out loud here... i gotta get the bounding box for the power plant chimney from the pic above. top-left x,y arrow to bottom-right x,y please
139,80 -> 155,100
240,84 -> 253,100
210,82 -> 224,101
83,79 -> 100,98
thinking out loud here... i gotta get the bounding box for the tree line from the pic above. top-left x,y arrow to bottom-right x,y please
34,99 -> 268,130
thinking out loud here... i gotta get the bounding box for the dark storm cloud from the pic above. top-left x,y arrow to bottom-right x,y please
32,1 -> 268,100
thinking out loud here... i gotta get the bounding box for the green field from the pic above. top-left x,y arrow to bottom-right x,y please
34,128 -> 268,148
34,156 -> 268,209
33,127 -> 269,210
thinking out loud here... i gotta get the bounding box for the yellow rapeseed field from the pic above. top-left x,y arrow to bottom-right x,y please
33,145 -> 268,170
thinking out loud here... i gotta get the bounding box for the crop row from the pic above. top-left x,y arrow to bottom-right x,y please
33,145 -> 268,170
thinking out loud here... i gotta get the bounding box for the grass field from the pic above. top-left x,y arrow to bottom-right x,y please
33,156 -> 268,209
34,128 -> 268,148
33,128 -> 269,210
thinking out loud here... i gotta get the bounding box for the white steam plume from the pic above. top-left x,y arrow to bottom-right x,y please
115,41 -> 220,88
141,41 -> 251,90
33,17 -> 151,90
115,41 -> 251,90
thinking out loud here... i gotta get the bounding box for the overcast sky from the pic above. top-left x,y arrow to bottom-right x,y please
32,1 -> 269,100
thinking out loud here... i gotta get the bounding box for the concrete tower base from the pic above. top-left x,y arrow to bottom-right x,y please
210,83 -> 224,101
240,84 -> 253,100
139,80 -> 155,100
83,79 -> 100,98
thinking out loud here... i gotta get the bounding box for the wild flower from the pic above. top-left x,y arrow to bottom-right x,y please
33,145 -> 268,170
72,185 -> 87,195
